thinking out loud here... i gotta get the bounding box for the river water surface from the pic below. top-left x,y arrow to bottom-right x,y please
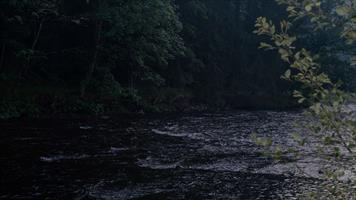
1,110 -> 330,199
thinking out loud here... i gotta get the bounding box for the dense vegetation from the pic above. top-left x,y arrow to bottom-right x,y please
254,0 -> 355,198
0,0 -> 355,119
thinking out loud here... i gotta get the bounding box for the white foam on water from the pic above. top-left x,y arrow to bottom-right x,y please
40,154 -> 91,162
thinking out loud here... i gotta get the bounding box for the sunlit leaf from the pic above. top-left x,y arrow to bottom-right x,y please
305,4 -> 313,12
336,6 -> 351,17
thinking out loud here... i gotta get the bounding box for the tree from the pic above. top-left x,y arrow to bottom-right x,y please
254,0 -> 355,198
101,0 -> 184,85
80,0 -> 103,97
0,0 -> 59,76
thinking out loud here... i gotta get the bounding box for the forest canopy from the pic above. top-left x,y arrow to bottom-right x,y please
0,0 -> 355,118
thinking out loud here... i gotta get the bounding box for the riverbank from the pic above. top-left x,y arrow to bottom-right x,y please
0,80 -> 298,120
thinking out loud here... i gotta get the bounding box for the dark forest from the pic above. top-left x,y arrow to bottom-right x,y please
1,0 -> 354,118
0,0 -> 355,199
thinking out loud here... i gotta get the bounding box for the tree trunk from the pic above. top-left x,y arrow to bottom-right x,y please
80,19 -> 102,98
0,43 -> 5,73
22,18 -> 45,77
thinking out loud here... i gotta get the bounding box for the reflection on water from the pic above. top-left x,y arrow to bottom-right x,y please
0,111 -> 323,199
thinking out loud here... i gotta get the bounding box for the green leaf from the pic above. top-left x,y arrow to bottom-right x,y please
278,48 -> 290,62
282,69 -> 291,79
259,42 -> 274,50
286,6 -> 295,12
305,4 -> 313,12
298,98 -> 306,104
336,6 -> 351,16
311,103 -> 322,114
351,56 -> 356,66
293,90 -> 303,98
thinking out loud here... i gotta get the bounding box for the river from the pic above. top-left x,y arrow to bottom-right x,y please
0,110 -> 336,199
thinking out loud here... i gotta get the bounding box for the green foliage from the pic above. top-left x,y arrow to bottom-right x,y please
2,0 -> 352,118
99,0 -> 185,86
176,0 -> 295,107
0,100 -> 40,119
276,0 -> 356,62
254,0 -> 356,198
1,0 -> 301,114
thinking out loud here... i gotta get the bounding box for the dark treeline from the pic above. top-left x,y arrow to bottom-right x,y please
0,0 -> 354,118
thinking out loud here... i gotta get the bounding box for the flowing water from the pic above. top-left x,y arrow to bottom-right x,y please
0,110 -> 331,199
